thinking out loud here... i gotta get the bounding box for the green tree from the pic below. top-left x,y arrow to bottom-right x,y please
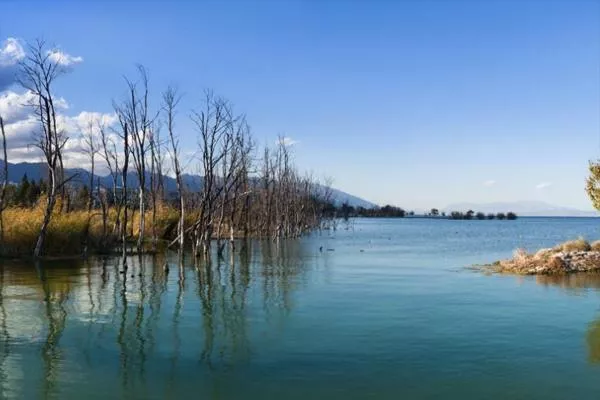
476,212 -> 485,220
75,185 -> 90,210
39,179 -> 48,195
496,212 -> 506,220
340,201 -> 354,221
587,160 -> 600,211
430,208 -> 439,216
15,174 -> 30,206
25,180 -> 40,206
450,211 -> 463,220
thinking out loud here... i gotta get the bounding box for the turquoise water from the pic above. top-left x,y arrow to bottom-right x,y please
1,217 -> 600,399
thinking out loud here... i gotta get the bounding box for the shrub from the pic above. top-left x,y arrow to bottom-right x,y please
559,237 -> 591,252
591,240 -> 600,251
513,248 -> 530,261
534,248 -> 554,260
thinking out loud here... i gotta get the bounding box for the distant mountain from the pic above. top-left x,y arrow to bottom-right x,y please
327,188 -> 377,209
444,201 -> 599,217
1,161 -> 377,209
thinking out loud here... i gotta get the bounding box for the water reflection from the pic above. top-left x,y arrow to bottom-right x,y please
528,273 -> 600,365
535,273 -> 600,292
0,239 -> 317,399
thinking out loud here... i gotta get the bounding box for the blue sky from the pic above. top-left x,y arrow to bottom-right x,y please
0,0 -> 599,210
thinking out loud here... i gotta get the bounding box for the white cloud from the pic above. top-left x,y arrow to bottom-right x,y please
0,37 -> 110,172
535,182 -> 553,190
0,38 -> 25,91
0,90 -> 117,169
483,180 -> 496,187
277,136 -> 298,147
0,38 -> 25,66
47,49 -> 83,68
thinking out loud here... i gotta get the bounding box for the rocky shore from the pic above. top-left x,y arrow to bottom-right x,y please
483,238 -> 600,275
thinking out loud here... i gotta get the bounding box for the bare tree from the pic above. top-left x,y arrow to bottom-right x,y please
148,120 -> 164,252
191,91 -> 231,257
0,116 -> 7,241
82,118 -> 96,213
99,122 -> 122,235
18,39 -> 72,257
149,123 -> 158,252
163,87 -> 185,250
121,65 -> 154,253
113,109 -> 131,269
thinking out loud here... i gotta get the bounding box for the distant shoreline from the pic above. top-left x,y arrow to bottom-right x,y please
350,215 -> 599,219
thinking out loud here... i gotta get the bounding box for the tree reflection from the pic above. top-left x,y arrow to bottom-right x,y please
0,238 -> 317,397
587,319 -> 600,364
0,264 -> 9,399
36,261 -> 69,400
533,273 -> 600,365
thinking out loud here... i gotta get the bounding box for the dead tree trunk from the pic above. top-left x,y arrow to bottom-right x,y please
163,87 -> 185,250
0,116 -> 8,242
18,40 -> 72,258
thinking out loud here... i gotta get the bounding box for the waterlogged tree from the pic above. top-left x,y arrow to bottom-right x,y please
163,87 -> 185,249
18,40 -> 72,257
0,116 -> 7,240
99,122 -> 121,233
112,110 -> 131,268
191,91 -> 231,256
120,66 -> 154,252
82,118 -> 97,213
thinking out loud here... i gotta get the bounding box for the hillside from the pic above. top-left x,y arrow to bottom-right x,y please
1,161 -> 377,209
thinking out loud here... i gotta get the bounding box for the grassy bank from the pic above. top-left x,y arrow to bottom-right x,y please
0,199 -> 181,258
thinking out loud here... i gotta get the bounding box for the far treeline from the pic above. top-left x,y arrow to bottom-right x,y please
339,204 -> 517,220
0,39 -> 340,260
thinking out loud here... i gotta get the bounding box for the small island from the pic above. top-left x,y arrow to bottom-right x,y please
482,161 -> 600,276
484,238 -> 600,275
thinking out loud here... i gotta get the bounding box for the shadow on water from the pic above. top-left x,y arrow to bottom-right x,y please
0,239 -> 316,398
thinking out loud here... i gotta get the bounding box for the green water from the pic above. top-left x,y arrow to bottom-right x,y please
1,218 -> 600,399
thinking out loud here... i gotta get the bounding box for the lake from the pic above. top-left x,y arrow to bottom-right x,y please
1,217 -> 600,399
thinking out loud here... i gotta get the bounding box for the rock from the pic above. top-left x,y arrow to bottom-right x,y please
546,256 -> 568,274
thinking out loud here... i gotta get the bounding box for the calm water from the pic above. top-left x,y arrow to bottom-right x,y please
2,217 -> 600,399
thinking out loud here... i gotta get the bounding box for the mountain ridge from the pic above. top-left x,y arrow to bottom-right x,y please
1,160 -> 377,209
